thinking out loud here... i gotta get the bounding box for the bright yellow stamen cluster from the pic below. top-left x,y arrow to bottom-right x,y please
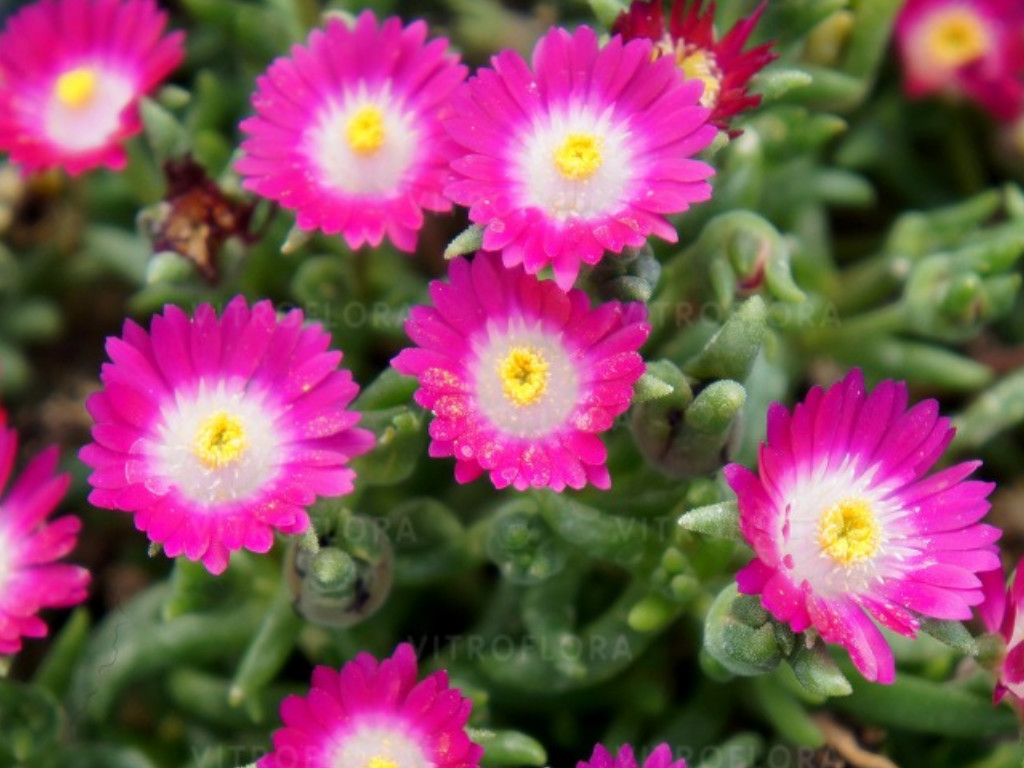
364,758 -> 398,768
676,47 -> 722,109
193,411 -> 248,468
553,133 -> 603,180
346,105 -> 386,155
498,346 -> 549,407
924,9 -> 989,69
55,67 -> 99,109
818,498 -> 881,566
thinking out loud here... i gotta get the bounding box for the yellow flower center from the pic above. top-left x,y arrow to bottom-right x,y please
924,8 -> 989,69
363,759 -> 398,768
346,105 -> 386,155
498,346 -> 549,406
193,411 -> 248,468
677,46 -> 722,109
553,133 -> 603,180
818,498 -> 881,566
55,67 -> 99,109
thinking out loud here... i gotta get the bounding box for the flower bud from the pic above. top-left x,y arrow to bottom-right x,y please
704,583 -> 784,676
287,514 -> 394,628
487,499 -> 567,585
351,407 -> 424,486
590,243 -> 662,303
787,639 -> 852,698
631,378 -> 746,478
685,296 -> 768,382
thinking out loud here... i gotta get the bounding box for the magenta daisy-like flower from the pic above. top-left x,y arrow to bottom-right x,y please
392,253 -> 649,491
258,643 -> 482,768
444,25 -> 715,291
79,297 -> 375,575
612,0 -> 778,133
725,368 -> 1001,683
895,0 -> 1024,117
579,744 -> 686,768
979,566 -> 1024,705
237,11 -> 467,253
0,0 -> 184,176
0,413 -> 90,655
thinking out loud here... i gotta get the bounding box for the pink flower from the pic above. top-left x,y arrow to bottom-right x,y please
579,744 -> 686,768
0,412 -> 89,654
237,11 -> 467,253
444,25 -> 715,291
392,253 -> 649,491
258,643 -> 482,768
895,0 -> 1024,119
612,0 -> 778,134
79,297 -> 375,575
726,368 -> 1000,683
0,0 -> 184,175
979,566 -> 1024,704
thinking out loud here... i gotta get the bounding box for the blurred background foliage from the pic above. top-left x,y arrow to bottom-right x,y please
3,0 -> 1024,766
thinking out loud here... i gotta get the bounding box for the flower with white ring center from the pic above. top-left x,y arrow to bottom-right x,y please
257,643 -> 482,768
0,415 -> 90,655
894,0 -> 1024,118
0,0 -> 184,175
392,252 -> 650,492
726,368 -> 1001,683
445,24 -> 716,291
80,296 -> 375,575
237,11 -> 467,253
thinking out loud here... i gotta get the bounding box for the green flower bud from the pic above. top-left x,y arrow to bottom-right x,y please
704,583 -> 784,676
487,500 -> 567,585
905,244 -> 1022,342
685,380 -> 748,433
287,515 -> 394,628
685,297 -> 768,381
310,548 -> 358,591
631,379 -> 746,478
351,407 -> 425,486
590,243 -> 662,303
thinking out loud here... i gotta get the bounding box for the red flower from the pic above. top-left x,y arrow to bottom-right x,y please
613,0 -> 777,134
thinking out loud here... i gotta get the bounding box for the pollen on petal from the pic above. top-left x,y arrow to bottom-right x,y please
391,253 -> 650,492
